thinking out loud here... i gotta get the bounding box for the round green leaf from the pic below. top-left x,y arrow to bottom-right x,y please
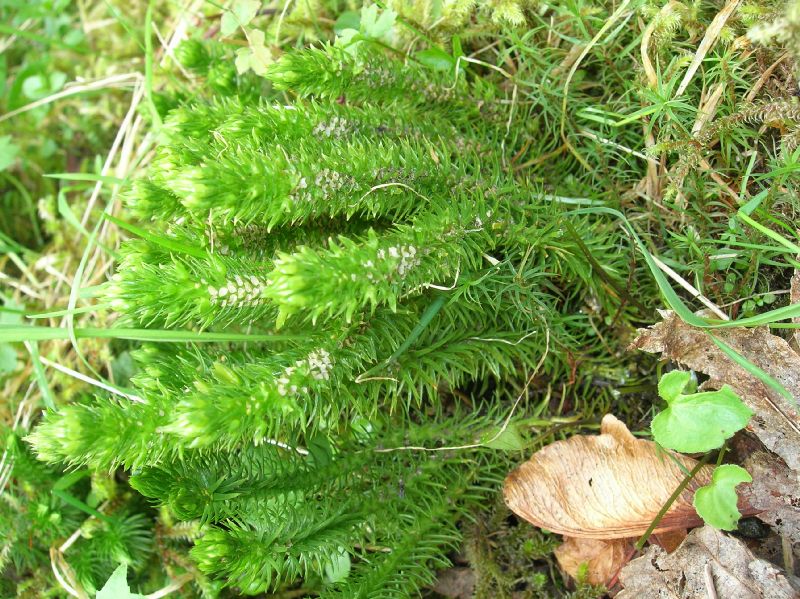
221,0 -> 260,37
333,10 -> 360,34
652,371 -> 752,453
481,423 -> 525,451
0,135 -> 20,172
693,464 -> 752,531
657,369 -> 695,401
22,74 -> 46,100
96,564 -> 146,599
0,343 -> 18,375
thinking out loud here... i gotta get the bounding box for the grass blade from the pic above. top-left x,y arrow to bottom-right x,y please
24,341 -> 55,410
104,213 -> 206,258
0,325 -> 300,343
708,334 -> 795,405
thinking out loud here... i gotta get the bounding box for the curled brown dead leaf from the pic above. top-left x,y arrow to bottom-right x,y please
504,414 -> 713,540
504,415 -> 724,587
554,537 -> 633,586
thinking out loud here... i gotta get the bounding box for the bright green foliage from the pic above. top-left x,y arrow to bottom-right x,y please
0,135 -> 20,172
0,430 -> 155,596
127,415 -> 503,595
0,434 -> 81,577
386,0 -> 540,30
220,0 -> 260,37
30,27 -> 638,597
0,0 -> 94,248
652,370 -> 753,453
267,44 -> 470,106
161,37 -> 266,119
0,342 -> 17,374
10,0 -> 800,594
693,464 -> 752,531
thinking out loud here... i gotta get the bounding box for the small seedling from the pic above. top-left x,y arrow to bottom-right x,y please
652,370 -> 752,453
652,370 -> 753,530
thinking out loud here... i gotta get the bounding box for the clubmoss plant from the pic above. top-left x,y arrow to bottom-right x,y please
29,35 -> 635,596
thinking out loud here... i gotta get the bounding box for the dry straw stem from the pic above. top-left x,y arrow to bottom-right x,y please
673,0 -> 742,98
650,255 -> 728,320
641,1 -> 682,89
745,51 -> 790,103
0,73 -> 142,123
692,82 -> 726,135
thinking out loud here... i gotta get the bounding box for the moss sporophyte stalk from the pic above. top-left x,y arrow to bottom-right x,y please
29,42 -> 635,595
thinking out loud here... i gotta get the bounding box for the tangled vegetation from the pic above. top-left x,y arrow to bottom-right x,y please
2,0 -> 799,596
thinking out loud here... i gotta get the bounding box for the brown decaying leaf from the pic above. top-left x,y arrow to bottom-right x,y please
630,310 -> 800,471
743,451 -> 800,545
618,526 -> 800,599
554,537 -> 633,586
650,529 -> 688,553
504,415 -> 714,539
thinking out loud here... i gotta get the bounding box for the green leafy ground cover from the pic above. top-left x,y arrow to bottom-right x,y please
1,0 -> 798,597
